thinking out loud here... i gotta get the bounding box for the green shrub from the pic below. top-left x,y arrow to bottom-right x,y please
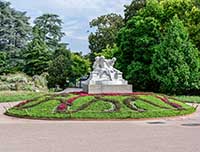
150,16 -> 200,94
0,72 -> 48,91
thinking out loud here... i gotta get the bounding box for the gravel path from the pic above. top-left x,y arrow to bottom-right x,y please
0,101 -> 200,152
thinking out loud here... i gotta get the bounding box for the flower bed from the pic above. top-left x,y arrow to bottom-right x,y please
5,92 -> 196,120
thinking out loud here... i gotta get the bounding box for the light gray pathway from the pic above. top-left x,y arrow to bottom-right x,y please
59,87 -> 83,94
0,101 -> 200,152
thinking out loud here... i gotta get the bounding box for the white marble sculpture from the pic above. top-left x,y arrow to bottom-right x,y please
84,56 -> 128,85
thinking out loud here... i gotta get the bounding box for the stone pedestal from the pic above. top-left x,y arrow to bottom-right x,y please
83,84 -> 132,94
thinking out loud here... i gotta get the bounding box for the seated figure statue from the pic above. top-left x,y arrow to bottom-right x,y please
84,56 -> 127,85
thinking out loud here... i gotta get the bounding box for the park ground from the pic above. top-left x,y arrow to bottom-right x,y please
0,90 -> 200,152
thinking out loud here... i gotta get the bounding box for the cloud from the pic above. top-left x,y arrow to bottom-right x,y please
5,0 -> 131,54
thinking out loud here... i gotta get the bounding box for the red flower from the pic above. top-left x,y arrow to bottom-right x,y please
57,103 -> 67,111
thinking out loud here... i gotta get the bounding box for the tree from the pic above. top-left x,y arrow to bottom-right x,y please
23,36 -> 52,76
33,14 -> 65,51
124,0 -> 200,51
157,0 -> 200,50
116,0 -> 200,93
0,1 -> 31,70
47,46 -> 72,89
150,16 -> 200,94
71,53 -> 91,84
94,44 -> 119,59
116,16 -> 161,91
0,52 -> 9,74
124,0 -> 146,23
88,13 -> 124,61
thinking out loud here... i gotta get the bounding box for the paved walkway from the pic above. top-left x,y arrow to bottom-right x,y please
0,101 -> 200,152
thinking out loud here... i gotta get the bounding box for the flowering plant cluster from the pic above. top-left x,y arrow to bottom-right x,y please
56,92 -> 89,112
156,95 -> 182,109
57,103 -> 68,112
72,92 -> 151,96
56,91 -> 184,112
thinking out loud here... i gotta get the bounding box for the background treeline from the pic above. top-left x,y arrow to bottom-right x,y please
88,0 -> 200,95
0,0 -> 200,95
0,1 -> 90,90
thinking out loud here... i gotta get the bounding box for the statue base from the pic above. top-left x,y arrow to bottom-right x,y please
83,84 -> 132,94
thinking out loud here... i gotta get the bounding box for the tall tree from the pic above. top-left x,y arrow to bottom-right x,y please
117,0 -> 200,94
0,1 -> 31,69
116,15 -> 161,91
0,52 -> 9,74
23,31 -> 52,76
151,16 -> 200,94
88,13 -> 124,61
70,53 -> 91,84
124,0 -> 146,23
161,0 -> 200,51
47,46 -> 72,89
33,14 -> 65,51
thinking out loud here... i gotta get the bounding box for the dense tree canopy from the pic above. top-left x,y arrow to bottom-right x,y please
0,52 -> 8,74
0,1 -> 31,52
115,0 -> 200,94
23,36 -> 52,76
71,53 -> 91,83
151,16 -> 200,94
33,14 -> 65,51
88,13 -> 124,61
117,15 -> 161,91
47,48 -> 72,89
124,0 -> 146,23
0,0 -> 31,71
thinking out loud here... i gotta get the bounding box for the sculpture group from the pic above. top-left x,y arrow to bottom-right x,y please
83,56 -> 132,94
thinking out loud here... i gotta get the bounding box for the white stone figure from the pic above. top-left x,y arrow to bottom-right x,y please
84,56 -> 128,85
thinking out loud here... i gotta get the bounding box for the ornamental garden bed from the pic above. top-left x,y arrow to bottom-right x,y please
5,92 -> 196,120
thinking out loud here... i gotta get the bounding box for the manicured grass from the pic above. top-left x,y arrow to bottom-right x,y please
174,96 -> 200,103
5,92 -> 196,120
0,91 -> 48,103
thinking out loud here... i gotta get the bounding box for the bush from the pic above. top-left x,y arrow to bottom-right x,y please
23,37 -> 52,76
116,16 -> 161,91
150,16 -> 200,94
0,72 -> 48,91
47,55 -> 72,89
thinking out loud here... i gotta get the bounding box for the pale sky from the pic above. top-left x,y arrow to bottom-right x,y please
6,0 -> 131,54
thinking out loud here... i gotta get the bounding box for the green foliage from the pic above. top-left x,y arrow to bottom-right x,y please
89,13 -> 124,61
47,47 -> 91,89
0,72 -> 48,91
33,14 -> 65,51
71,53 -> 91,84
95,44 -> 119,59
0,1 -> 31,51
115,0 -> 200,94
0,52 -> 9,74
150,16 -> 200,94
124,0 -> 146,22
0,0 -> 31,72
23,37 -> 52,76
155,0 -> 200,50
117,16 -> 161,91
0,91 -> 47,103
175,96 -> 200,103
138,0 -> 200,50
47,47 -> 72,89
6,93 -> 195,119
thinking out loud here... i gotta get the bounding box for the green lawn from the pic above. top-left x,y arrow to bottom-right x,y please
0,91 -> 48,103
6,93 -> 196,120
174,96 -> 200,103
